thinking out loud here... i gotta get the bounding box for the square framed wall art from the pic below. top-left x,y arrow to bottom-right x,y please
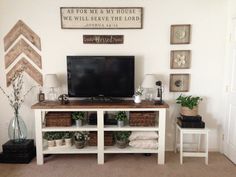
170,24 -> 191,44
169,74 -> 190,92
170,50 -> 191,69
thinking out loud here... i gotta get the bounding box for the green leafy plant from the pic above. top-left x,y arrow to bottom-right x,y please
63,131 -> 73,139
176,94 -> 203,109
53,132 -> 64,140
115,131 -> 131,141
115,111 -> 127,121
72,112 -> 85,120
43,132 -> 55,141
74,131 -> 87,142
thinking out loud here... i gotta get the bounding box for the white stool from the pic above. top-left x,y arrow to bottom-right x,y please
175,124 -> 209,164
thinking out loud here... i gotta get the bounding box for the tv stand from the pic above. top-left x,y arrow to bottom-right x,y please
31,100 -> 169,165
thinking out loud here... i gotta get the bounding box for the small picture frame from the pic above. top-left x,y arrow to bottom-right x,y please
170,24 -> 191,44
169,74 -> 190,92
170,50 -> 191,69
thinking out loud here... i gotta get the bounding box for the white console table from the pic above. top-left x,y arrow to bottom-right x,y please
31,100 -> 169,165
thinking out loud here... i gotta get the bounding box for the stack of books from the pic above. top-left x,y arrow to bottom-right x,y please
177,115 -> 205,128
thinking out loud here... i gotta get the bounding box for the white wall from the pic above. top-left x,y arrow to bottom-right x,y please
0,0 -> 227,151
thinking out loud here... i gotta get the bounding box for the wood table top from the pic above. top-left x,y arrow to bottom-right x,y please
31,100 -> 169,109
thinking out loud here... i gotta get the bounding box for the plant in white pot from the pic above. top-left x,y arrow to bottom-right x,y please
54,132 -> 63,146
74,131 -> 87,149
63,131 -> 73,147
115,131 -> 131,149
43,132 -> 55,148
133,86 -> 143,104
72,112 -> 85,127
115,111 -> 128,127
176,94 -> 203,116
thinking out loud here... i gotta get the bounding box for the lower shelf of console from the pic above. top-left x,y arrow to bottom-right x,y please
43,145 -> 158,154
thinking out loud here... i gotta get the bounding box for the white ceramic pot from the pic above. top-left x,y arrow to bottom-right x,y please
75,119 -> 83,127
64,138 -> 72,147
47,140 -> 55,148
117,120 -> 125,127
55,139 -> 63,146
134,95 -> 141,104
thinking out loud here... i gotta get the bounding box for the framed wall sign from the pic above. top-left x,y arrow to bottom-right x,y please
169,74 -> 190,92
60,7 -> 143,29
170,24 -> 191,44
170,50 -> 191,69
83,35 -> 124,44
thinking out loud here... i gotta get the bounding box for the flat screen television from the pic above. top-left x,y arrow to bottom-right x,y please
67,56 -> 135,98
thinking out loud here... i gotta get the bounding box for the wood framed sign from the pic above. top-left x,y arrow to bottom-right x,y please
60,7 -> 143,29
83,35 -> 124,44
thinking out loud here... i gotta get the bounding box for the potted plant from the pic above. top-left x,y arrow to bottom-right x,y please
43,132 -> 55,148
63,131 -> 73,147
115,111 -> 127,127
176,94 -> 203,116
54,132 -> 63,146
72,112 -> 86,127
115,131 -> 131,149
133,86 -> 143,103
74,131 -> 87,149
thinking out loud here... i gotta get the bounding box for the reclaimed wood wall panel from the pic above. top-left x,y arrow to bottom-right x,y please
5,39 -> 42,69
6,58 -> 43,86
4,20 -> 41,51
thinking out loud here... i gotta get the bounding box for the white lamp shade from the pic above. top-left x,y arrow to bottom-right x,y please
44,74 -> 60,88
141,74 -> 156,88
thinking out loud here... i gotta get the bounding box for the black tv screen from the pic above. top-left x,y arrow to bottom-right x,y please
67,56 -> 135,98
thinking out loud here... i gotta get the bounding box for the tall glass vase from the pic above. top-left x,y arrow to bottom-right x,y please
8,111 -> 27,143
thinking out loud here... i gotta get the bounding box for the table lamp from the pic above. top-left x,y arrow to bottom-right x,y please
44,74 -> 60,101
141,74 -> 156,101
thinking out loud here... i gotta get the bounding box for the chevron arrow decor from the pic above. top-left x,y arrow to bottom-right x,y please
6,58 -> 43,87
3,20 -> 43,86
5,38 -> 42,69
4,20 -> 41,51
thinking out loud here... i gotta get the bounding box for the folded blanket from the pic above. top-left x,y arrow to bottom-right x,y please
129,139 -> 158,149
129,131 -> 159,141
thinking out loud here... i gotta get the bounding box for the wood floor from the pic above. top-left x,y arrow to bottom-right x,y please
0,152 -> 235,177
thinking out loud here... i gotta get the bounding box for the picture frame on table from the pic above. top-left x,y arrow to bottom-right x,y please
170,24 -> 191,44
170,50 -> 191,69
169,74 -> 190,92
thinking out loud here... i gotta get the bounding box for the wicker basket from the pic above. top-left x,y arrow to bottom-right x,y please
88,131 -> 113,146
180,106 -> 198,116
45,112 -> 72,127
129,111 -> 156,126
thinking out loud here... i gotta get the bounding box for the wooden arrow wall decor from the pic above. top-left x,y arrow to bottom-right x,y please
6,58 -> 43,87
4,20 -> 41,51
5,38 -> 42,69
3,20 -> 43,86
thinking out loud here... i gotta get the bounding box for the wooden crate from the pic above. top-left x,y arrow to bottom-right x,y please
129,111 -> 156,126
45,112 -> 72,127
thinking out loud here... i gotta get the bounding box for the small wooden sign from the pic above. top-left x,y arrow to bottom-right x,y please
60,7 -> 143,29
83,35 -> 124,44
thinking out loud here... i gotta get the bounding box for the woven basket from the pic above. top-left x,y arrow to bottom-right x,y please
129,111 -> 156,126
88,132 -> 113,146
45,112 -> 72,127
180,106 -> 198,116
